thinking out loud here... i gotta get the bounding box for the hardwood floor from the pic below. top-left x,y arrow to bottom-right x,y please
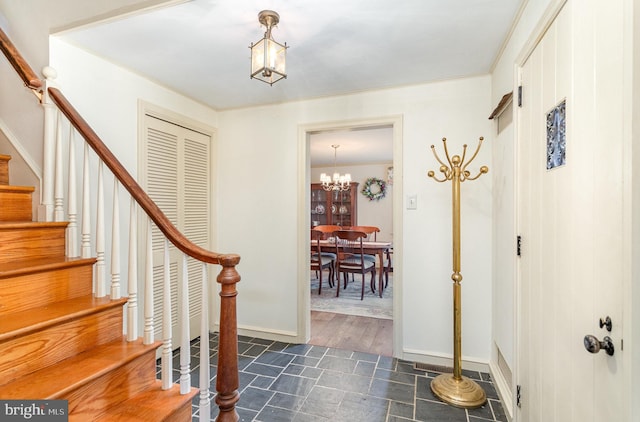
309,310 -> 393,356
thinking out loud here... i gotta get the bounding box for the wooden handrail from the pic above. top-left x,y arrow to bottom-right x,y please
2,27 -> 241,420
48,87 -> 238,266
0,27 -> 42,90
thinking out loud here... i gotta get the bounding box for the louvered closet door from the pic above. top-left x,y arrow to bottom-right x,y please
143,114 -> 212,346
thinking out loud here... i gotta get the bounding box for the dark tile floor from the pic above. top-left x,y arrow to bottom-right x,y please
163,333 -> 507,422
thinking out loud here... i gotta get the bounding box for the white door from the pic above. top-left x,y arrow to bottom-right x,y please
141,114 -> 212,346
516,1 -> 625,421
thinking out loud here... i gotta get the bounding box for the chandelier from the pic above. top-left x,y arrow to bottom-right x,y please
249,10 -> 288,85
320,145 -> 351,192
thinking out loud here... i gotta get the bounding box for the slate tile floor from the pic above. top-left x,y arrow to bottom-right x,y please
162,333 -> 507,422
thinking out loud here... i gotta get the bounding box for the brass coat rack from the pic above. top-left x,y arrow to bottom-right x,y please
427,137 -> 488,408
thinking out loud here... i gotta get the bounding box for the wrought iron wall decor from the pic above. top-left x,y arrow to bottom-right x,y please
546,99 -> 566,169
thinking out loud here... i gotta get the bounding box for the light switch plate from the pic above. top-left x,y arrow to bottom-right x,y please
407,194 -> 417,210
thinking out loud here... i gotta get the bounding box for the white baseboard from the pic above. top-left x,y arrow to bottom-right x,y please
489,359 -> 514,421
210,322 -> 301,344
401,348 -> 489,373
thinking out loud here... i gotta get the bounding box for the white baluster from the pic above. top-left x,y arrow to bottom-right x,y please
199,262 -> 210,415
81,144 -> 91,259
53,112 -> 64,222
144,217 -> 154,345
95,161 -> 106,297
111,179 -> 121,299
179,254 -> 191,394
41,66 -> 58,222
161,238 -> 173,390
66,128 -> 78,257
127,200 -> 138,342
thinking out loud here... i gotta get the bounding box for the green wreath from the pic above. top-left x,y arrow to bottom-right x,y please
361,177 -> 387,201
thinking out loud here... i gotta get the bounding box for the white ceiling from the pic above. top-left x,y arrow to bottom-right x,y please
309,125 -> 393,168
53,0 -> 523,164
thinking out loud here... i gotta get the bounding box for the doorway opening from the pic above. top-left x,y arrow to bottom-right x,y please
297,116 -> 403,358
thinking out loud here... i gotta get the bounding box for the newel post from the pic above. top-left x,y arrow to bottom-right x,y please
215,254 -> 241,422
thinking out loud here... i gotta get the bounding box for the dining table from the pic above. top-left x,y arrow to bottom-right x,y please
313,238 -> 392,297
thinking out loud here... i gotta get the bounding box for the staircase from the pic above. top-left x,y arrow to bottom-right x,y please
0,153 -> 197,420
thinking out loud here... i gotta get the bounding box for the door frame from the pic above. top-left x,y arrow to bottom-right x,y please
296,115 -> 404,356
513,1 -> 567,419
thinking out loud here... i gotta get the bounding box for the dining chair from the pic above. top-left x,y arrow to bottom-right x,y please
313,225 -> 341,237
344,226 -> 390,288
347,225 -> 380,263
311,229 -> 334,294
312,224 -> 340,273
333,230 -> 377,300
348,226 -> 380,241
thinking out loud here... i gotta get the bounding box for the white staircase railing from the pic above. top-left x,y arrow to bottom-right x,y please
40,74 -> 242,422
1,26 -> 243,417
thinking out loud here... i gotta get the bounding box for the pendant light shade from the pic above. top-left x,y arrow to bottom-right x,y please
250,10 -> 288,85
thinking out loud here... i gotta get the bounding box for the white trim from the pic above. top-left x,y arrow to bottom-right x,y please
621,1 -> 636,421
0,117 -> 43,181
209,324 -> 299,344
513,2 -> 567,421
0,117 -> 44,219
515,0 -> 568,66
297,115 -> 404,355
50,0 -> 190,35
489,359 -> 514,421
136,99 -> 219,344
138,100 -> 216,138
402,347 -> 489,373
489,0 -> 529,74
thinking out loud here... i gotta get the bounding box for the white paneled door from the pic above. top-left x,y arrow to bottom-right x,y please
516,1 -> 625,421
141,114 -> 212,347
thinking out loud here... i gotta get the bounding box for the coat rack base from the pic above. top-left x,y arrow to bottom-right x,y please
430,373 -> 487,409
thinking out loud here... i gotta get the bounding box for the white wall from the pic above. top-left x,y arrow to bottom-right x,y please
0,0 -> 173,173
47,39 -> 221,332
49,38 -> 219,177
2,0 -> 494,366
311,163 -> 393,242
218,76 -> 493,364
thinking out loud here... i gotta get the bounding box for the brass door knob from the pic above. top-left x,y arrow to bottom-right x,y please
583,334 -> 615,356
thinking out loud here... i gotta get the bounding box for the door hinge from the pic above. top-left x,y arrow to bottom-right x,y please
516,384 -> 522,408
517,235 -> 522,257
518,86 -> 523,107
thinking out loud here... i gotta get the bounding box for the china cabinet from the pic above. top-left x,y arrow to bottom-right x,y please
310,182 -> 358,227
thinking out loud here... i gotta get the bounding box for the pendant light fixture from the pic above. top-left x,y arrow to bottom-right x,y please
320,145 -> 351,192
249,10 -> 288,85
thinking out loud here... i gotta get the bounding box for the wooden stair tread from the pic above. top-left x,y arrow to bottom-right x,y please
0,256 -> 96,278
0,295 -> 128,342
0,152 -> 205,421
0,220 -> 68,229
0,338 -> 160,399
0,184 -> 35,193
92,381 -> 198,422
